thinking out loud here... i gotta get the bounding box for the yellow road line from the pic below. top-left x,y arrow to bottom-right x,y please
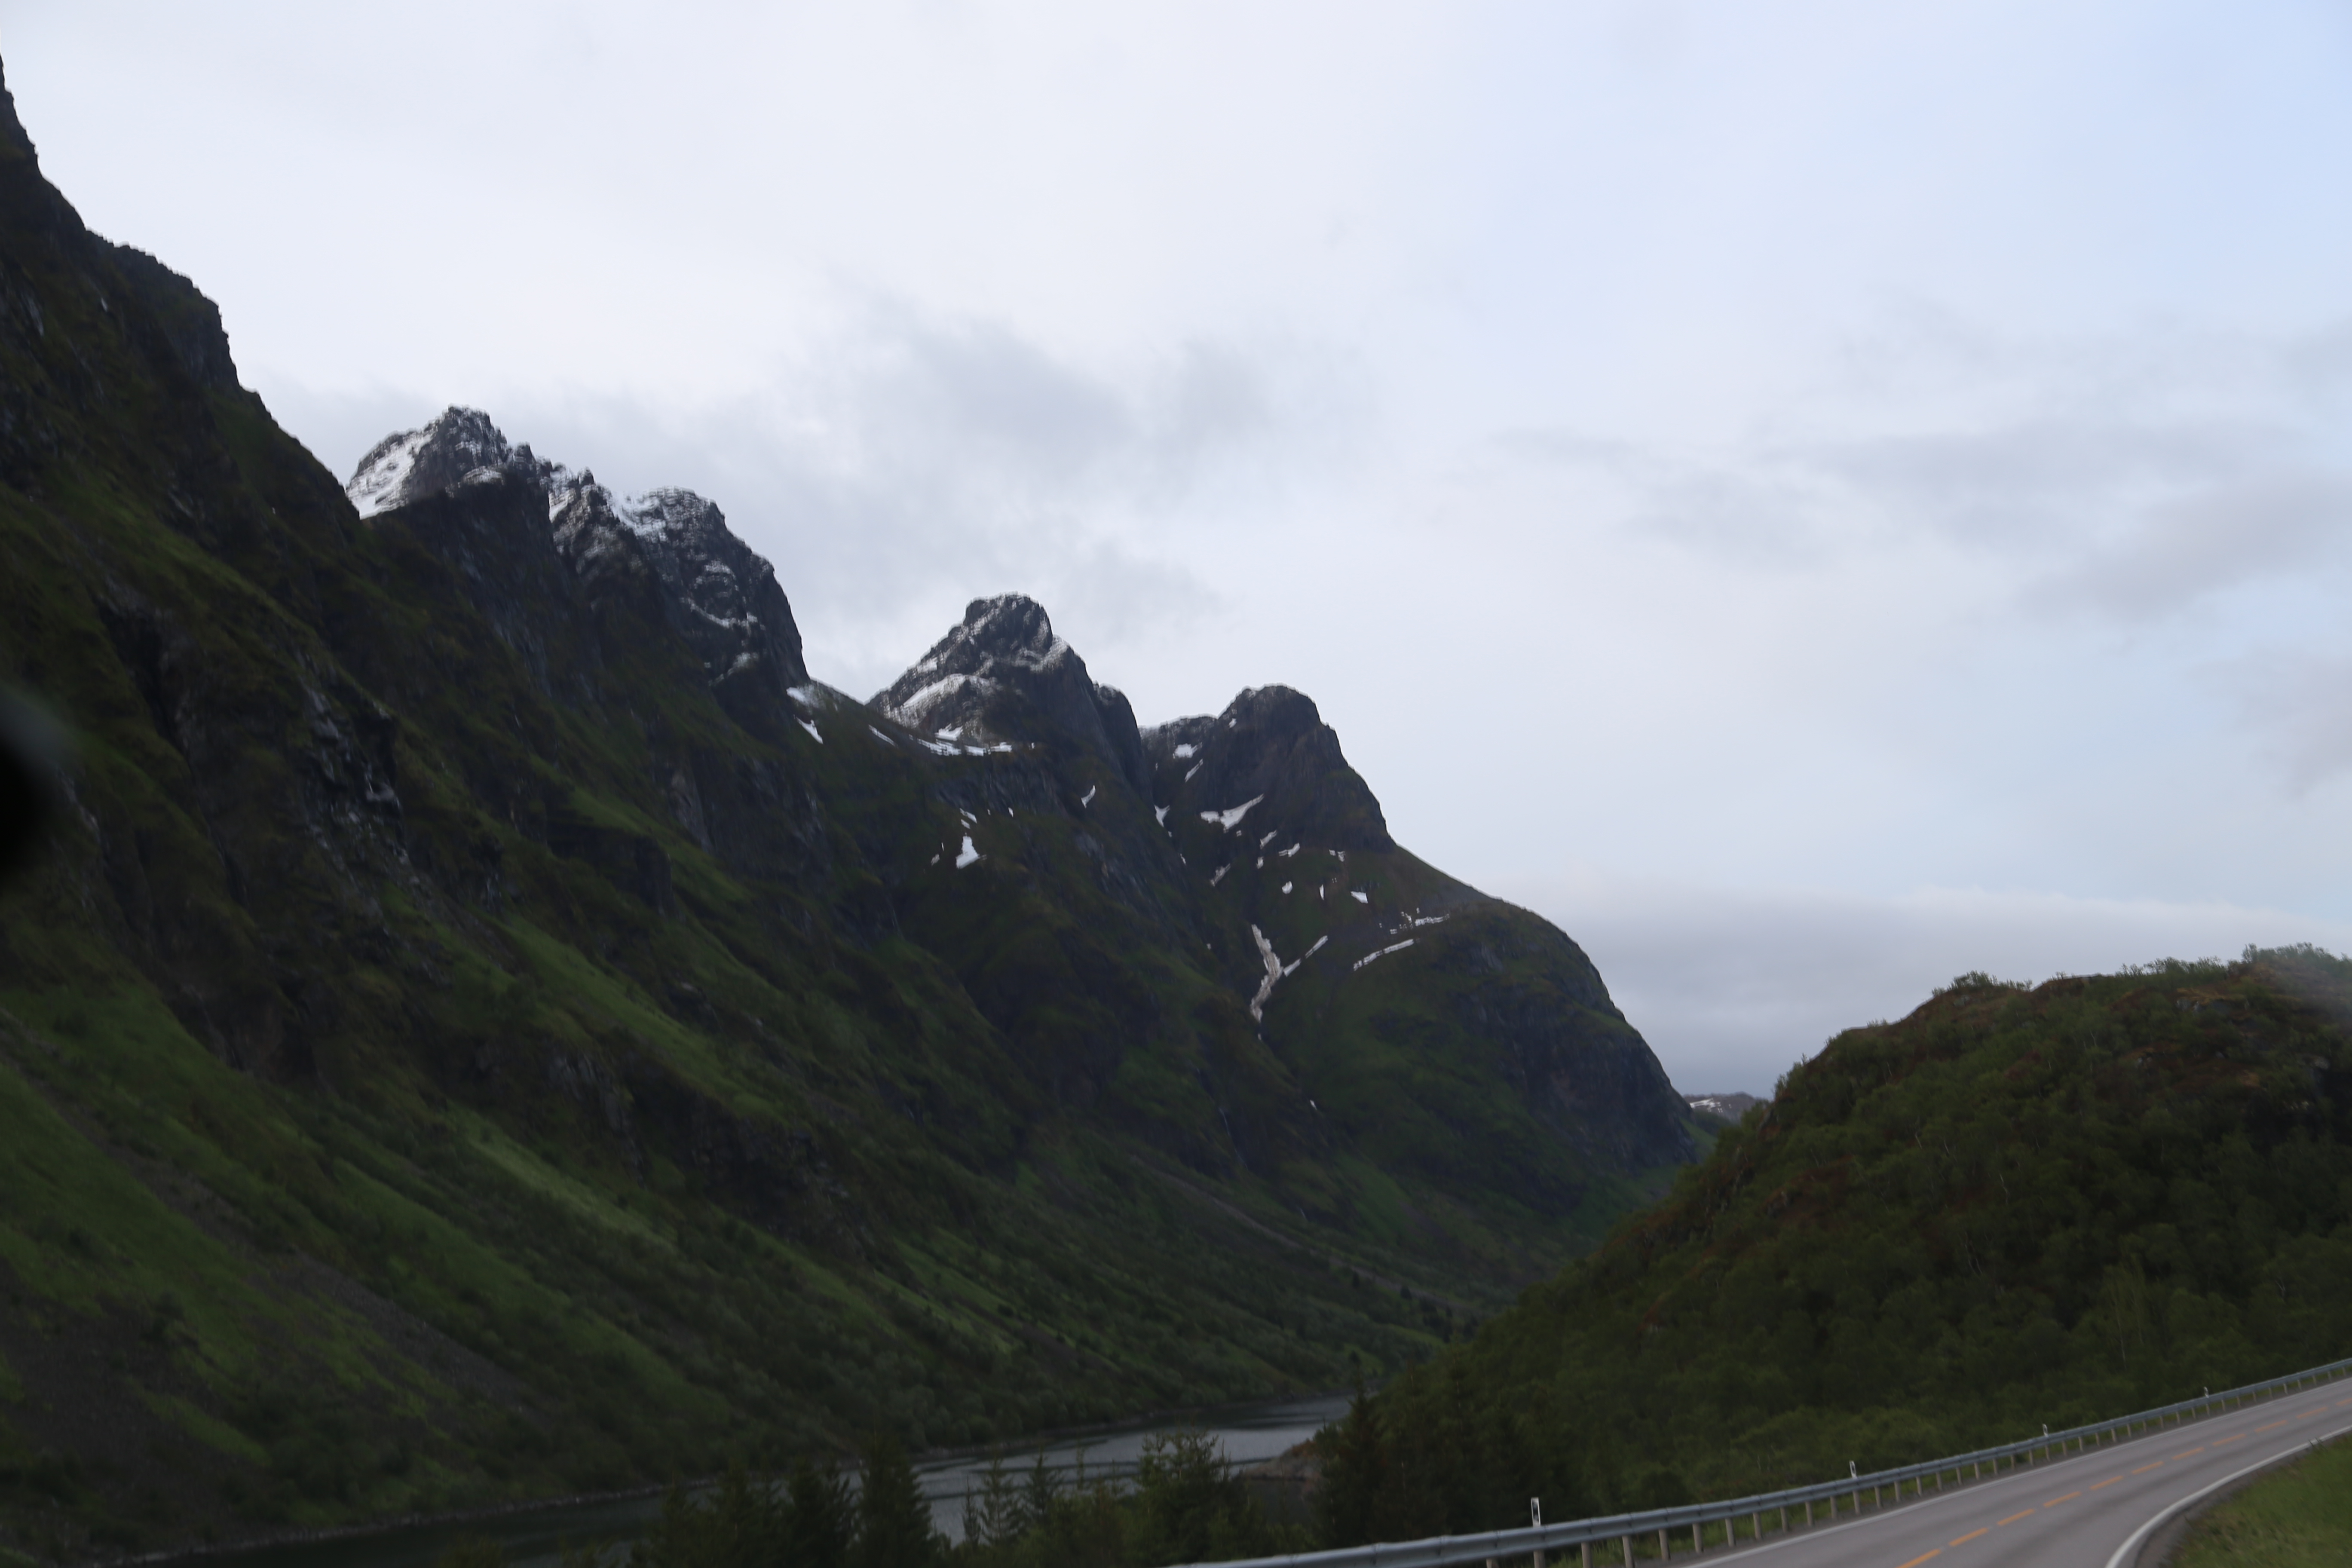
2212,1435 -> 2244,1446
2089,1477 -> 2121,1491
1997,1510 -> 2036,1526
2173,1447 -> 2205,1458
2131,1462 -> 2163,1474
1895,1553 -> 1940,1568
2255,1420 -> 2288,1432
1948,1528 -> 1988,1546
2044,1491 -> 2080,1508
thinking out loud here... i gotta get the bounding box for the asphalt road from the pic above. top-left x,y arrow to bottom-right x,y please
1646,1376 -> 2352,1568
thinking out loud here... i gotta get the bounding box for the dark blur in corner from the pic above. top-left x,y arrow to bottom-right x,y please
0,689 -> 66,885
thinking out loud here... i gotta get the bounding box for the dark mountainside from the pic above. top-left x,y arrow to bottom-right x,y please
1314,952 -> 2352,1547
0,57 -> 1698,1561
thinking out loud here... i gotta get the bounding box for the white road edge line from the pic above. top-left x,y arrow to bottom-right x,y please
2101,1417 -> 2352,1568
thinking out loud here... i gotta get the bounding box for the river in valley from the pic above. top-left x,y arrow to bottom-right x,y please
177,1391 -> 1351,1568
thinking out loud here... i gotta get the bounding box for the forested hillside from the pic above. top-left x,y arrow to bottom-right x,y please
1319,949 -> 2352,1545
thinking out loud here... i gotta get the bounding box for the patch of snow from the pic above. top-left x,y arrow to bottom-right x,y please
1080,784 -> 1097,808
797,718 -> 823,744
1155,805 -> 1169,825
960,810 -> 977,826
1211,865 -> 1230,887
955,835 -> 980,869
916,737 -> 963,756
1279,843 -> 1302,859
1259,830 -> 1279,848
1289,934 -> 1330,974
346,426 -> 433,518
938,726 -> 963,741
1281,882 -> 1293,895
1352,937 -> 1415,973
787,684 -> 821,708
1185,761 -> 1203,782
1256,858 -> 1264,870
1247,925 -> 1285,1020
869,726 -> 897,745
885,671 -> 988,730
930,853 -> 939,865
1412,914 -> 1448,928
1335,850 -> 1347,863
1200,796 -> 1264,831
1172,743 -> 1197,759
1351,890 -> 1369,904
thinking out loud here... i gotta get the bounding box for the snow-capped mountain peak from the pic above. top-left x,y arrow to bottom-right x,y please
346,406 -> 553,519
875,595 -> 1148,793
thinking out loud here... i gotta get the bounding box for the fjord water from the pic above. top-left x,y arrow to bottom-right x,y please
184,1393 -> 1349,1568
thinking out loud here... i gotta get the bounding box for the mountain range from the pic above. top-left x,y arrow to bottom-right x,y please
0,55 -> 1698,1560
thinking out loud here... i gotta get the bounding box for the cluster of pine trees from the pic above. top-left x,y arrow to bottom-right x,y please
457,1431 -> 1302,1568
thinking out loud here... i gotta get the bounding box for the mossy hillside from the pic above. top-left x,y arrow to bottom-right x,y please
1315,951 -> 2352,1545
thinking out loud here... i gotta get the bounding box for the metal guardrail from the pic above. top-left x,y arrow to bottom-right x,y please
1178,1353 -> 2352,1567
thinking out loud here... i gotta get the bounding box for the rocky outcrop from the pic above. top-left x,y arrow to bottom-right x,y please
344,410 -> 811,731
548,474 -> 810,729
1144,685 -> 1393,853
873,594 -> 1149,796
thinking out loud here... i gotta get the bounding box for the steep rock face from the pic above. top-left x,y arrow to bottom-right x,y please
344,410 -> 812,734
1145,685 -> 1393,853
346,406 -> 549,519
873,594 -> 1149,796
548,474 -> 810,714
358,464 -> 603,711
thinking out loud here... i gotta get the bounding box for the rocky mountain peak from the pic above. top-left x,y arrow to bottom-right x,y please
547,469 -> 810,708
876,594 -> 1149,795
0,57 -> 36,164
346,406 -> 556,520
1145,685 -> 1393,853
346,410 -> 809,716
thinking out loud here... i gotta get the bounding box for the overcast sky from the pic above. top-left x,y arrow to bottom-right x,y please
10,2 -> 2352,1093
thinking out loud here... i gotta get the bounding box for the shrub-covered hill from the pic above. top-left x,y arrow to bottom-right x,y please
0,53 -> 1700,1561
1320,949 -> 2352,1545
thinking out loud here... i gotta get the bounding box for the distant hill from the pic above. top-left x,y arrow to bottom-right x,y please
1687,1091 -> 1761,1125
0,55 -> 1697,1560
1318,952 -> 2352,1546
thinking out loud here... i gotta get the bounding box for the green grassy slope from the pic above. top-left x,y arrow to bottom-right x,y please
2173,1433 -> 2352,1566
1316,951 -> 2352,1544
0,54 -> 1693,1563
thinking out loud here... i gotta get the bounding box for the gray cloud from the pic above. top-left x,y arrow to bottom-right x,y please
1498,872 -> 2352,1098
2223,647 -> 2352,795
2028,471 -> 2352,619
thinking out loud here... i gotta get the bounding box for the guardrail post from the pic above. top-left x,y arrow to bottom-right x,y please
1691,1522 -> 1700,1554
1581,1543 -> 1592,1567
1657,1525 -> 1668,1559
1620,1533 -> 1632,1566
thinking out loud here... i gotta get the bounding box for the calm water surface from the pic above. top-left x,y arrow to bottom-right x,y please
181,1392 -> 1349,1568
